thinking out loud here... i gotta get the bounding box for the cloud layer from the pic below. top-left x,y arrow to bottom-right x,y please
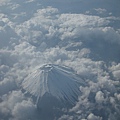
0,0 -> 120,120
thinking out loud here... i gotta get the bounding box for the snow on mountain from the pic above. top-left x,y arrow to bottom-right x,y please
22,64 -> 85,106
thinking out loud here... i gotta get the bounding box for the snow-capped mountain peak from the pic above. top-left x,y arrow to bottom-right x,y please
22,64 -> 85,105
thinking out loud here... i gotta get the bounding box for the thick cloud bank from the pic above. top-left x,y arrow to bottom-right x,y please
0,0 -> 120,120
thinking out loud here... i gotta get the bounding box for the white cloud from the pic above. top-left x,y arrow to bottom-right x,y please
12,100 -> 36,120
58,115 -> 73,120
115,93 -> 120,101
0,78 -> 17,95
0,91 -> 24,118
87,113 -> 102,120
15,7 -> 112,47
94,8 -> 107,14
25,0 -> 36,3
0,0 -> 11,6
110,63 -> 120,80
95,91 -> 105,104
0,50 -> 18,67
0,0 -> 120,120
59,13 -> 109,27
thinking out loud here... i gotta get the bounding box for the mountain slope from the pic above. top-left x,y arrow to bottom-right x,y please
22,64 -> 85,105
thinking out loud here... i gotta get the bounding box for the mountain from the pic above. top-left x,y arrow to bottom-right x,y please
22,64 -> 85,104
22,64 -> 85,119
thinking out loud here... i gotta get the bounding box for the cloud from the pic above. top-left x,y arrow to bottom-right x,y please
0,13 -> 19,48
110,63 -> 120,80
0,0 -> 120,120
12,100 -> 36,120
13,7 -> 120,63
0,78 -> 17,96
0,0 -> 11,6
0,91 -> 24,119
0,50 -> 18,67
68,73 -> 120,119
87,113 -> 102,120
15,7 -> 111,46
95,91 -> 105,104
58,115 -> 73,120
25,0 -> 35,3
94,8 -> 107,14
0,90 -> 38,120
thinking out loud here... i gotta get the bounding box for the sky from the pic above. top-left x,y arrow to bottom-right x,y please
0,0 -> 120,120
